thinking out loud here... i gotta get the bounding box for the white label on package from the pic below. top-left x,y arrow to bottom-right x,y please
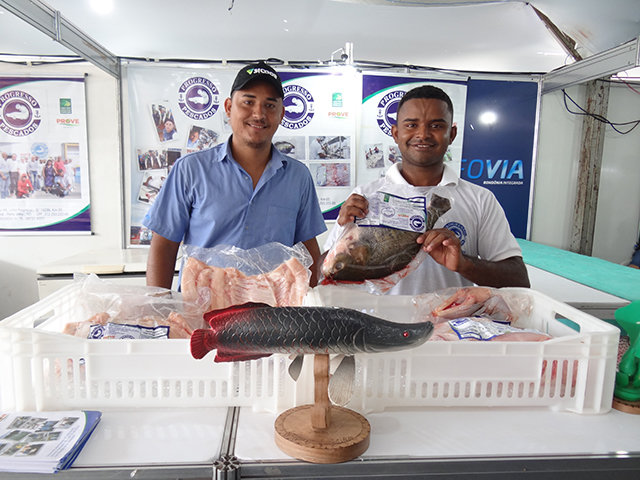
88,322 -> 170,340
356,191 -> 427,232
448,318 -> 543,341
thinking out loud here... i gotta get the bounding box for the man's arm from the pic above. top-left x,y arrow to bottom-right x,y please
419,228 -> 530,288
456,255 -> 530,288
146,232 -> 180,289
302,237 -> 322,287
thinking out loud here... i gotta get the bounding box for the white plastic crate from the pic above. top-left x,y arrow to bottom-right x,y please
300,286 -> 620,414
0,282 -> 302,412
0,283 -> 619,414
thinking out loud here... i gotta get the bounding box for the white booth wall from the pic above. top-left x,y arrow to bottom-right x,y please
531,82 -> 640,264
0,62 -> 639,320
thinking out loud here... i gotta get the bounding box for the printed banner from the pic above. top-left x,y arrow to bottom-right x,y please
460,79 -> 538,239
276,70 -> 359,219
126,65 -> 235,245
125,65 -> 359,245
0,77 -> 90,234
352,74 -> 468,220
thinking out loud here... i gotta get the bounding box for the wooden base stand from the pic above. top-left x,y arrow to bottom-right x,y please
274,354 -> 370,463
612,396 -> 640,415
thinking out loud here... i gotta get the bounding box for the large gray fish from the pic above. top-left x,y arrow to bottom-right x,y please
190,302 -> 433,362
322,193 -> 451,281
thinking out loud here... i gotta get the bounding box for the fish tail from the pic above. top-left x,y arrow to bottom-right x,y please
190,328 -> 218,359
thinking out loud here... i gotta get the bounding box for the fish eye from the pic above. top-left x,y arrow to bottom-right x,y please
402,331 -> 409,338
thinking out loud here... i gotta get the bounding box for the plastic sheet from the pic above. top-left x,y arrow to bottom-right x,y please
62,274 -> 205,339
180,241 -> 313,312
320,189 -> 452,294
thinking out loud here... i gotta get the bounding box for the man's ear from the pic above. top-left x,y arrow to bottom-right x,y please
224,97 -> 232,117
391,124 -> 399,144
449,123 -> 458,144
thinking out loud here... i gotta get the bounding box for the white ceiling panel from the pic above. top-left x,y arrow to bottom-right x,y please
0,0 -> 638,73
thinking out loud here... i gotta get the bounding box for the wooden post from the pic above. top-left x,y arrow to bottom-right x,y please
311,354 -> 331,431
570,79 -> 610,255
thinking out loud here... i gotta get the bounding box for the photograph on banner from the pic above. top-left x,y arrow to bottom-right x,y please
276,70 -> 359,218
126,65 -> 236,246
151,103 -> 178,143
0,77 -> 90,234
137,168 -> 168,205
185,125 -> 219,152
273,135 -> 305,160
359,75 -> 468,188
309,135 -> 351,160
309,162 -> 350,187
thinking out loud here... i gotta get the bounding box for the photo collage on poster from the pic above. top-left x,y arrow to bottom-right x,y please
272,135 -> 352,188
130,86 -> 225,245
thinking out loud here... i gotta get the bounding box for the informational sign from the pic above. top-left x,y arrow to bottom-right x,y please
125,65 -> 236,245
125,65 -> 359,245
0,77 -> 90,234
276,70 -> 359,219
460,79 -> 539,239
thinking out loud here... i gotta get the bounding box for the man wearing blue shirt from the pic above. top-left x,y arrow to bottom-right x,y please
144,62 -> 327,288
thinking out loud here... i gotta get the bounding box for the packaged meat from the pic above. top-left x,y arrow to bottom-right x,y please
180,241 -> 312,311
61,274 -> 205,340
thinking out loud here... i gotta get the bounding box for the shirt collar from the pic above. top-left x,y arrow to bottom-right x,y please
386,162 -> 459,186
222,135 -> 288,171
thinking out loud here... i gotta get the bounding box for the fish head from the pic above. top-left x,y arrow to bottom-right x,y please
322,236 -> 371,278
362,321 -> 434,352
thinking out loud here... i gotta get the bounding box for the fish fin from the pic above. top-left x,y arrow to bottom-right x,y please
288,354 -> 304,381
204,302 -> 271,325
214,350 -> 273,363
190,328 -> 216,359
328,355 -> 356,406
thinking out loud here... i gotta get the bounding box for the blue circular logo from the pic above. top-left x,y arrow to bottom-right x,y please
0,90 -> 41,137
31,142 -> 48,158
178,77 -> 219,120
90,326 -> 105,339
376,89 -> 405,137
444,221 -> 467,246
281,84 -> 314,130
410,215 -> 425,232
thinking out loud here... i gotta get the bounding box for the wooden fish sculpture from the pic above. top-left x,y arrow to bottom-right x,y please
190,303 -> 433,362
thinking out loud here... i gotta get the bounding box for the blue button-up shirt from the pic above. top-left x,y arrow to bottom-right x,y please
143,137 -> 326,250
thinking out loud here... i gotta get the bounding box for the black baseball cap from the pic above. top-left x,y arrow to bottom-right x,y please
231,62 -> 284,98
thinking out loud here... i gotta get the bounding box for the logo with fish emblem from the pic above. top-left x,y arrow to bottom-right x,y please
410,215 -> 425,232
178,77 -> 219,120
0,90 -> 41,137
281,84 -> 314,130
376,89 -> 405,137
444,221 -> 467,246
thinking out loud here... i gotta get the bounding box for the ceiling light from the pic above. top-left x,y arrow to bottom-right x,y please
89,0 -> 114,15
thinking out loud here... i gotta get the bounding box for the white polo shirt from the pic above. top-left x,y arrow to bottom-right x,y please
324,163 -> 522,295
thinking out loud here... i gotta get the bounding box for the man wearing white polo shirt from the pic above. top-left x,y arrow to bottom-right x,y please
325,85 -> 530,294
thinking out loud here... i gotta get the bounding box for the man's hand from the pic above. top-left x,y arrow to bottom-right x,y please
337,194 -> 369,226
417,228 -> 530,288
417,228 -> 465,272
